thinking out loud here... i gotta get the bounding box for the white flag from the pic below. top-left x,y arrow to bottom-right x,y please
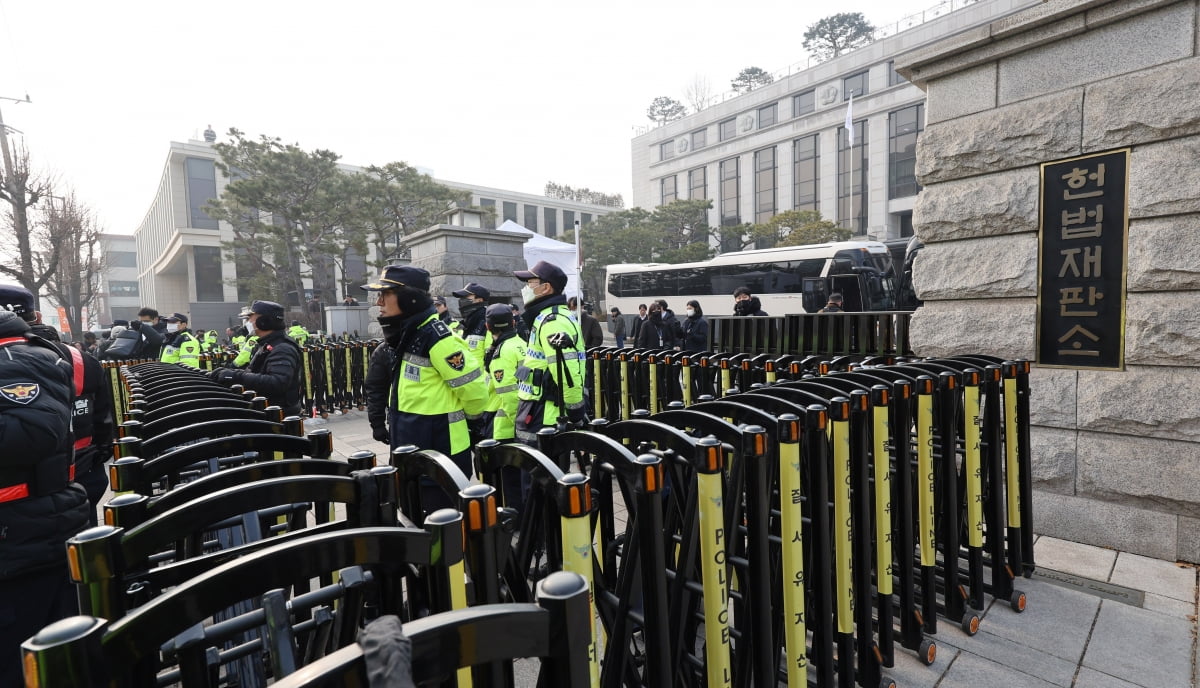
845,94 -> 854,146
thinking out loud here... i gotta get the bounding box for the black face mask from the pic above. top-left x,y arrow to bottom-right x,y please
650,311 -> 663,322
459,298 -> 483,316
378,313 -> 406,345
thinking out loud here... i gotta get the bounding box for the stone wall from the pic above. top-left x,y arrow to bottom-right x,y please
895,0 -> 1200,562
405,224 -> 529,308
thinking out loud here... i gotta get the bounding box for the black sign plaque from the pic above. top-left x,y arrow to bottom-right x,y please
1036,149 -> 1129,370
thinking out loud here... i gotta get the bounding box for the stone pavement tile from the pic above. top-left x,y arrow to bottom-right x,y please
1108,552 -> 1198,603
930,626 -> 1078,686
970,577 -> 1100,663
1035,536 -> 1118,581
1073,667 -> 1153,688
1081,600 -> 1195,688
1141,591 -> 1197,621
937,651 -> 1062,687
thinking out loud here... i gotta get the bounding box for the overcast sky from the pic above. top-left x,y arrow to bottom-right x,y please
0,0 -> 948,236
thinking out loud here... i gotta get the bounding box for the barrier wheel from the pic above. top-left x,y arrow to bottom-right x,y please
879,677 -> 897,688
1010,590 -> 1027,613
960,612 -> 981,636
919,638 -> 937,665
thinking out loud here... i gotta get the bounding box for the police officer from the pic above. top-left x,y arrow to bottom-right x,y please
202,329 -> 219,353
210,301 -> 303,416
287,320 -> 309,347
363,266 -> 489,513
0,295 -> 89,686
482,303 -> 526,505
451,282 -> 491,367
513,260 -> 588,445
160,312 -> 201,367
231,307 -> 260,368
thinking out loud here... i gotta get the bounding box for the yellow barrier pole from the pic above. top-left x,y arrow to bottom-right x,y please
777,415 -> 807,687
423,508 -> 472,688
830,399 -> 855,637
964,377 -> 984,549
765,359 -> 777,385
558,473 -> 599,688
1004,376 -> 1021,529
871,388 -> 894,598
592,357 -> 603,420
619,354 -> 631,421
917,378 -> 936,568
648,355 -> 659,415
696,437 -> 732,688
682,355 -> 694,407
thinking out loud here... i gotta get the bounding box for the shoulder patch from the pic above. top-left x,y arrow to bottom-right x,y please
430,319 -> 453,338
445,351 -> 466,371
0,382 -> 40,405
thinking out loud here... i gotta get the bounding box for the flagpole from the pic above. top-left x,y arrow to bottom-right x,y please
574,219 -> 583,321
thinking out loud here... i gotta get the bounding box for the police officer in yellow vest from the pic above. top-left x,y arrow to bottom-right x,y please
202,329 -> 218,353
287,320 -> 309,347
513,260 -> 587,445
160,312 -> 201,368
231,306 -> 259,367
363,265 -> 489,514
482,303 -> 528,507
451,282 -> 491,368
231,326 -> 248,350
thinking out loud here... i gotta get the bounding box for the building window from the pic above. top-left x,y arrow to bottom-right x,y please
563,210 -> 576,233
691,129 -> 707,150
659,140 -> 675,161
582,213 -> 592,226
793,134 -> 819,212
757,103 -> 777,129
524,204 -> 539,232
544,207 -> 558,237
843,71 -> 869,99
898,212 -> 914,238
193,246 -> 224,302
661,175 -> 677,205
719,118 -> 737,142
888,61 -> 908,86
184,158 -> 219,230
754,147 -> 776,224
793,90 -> 815,116
108,280 -> 139,296
889,103 -> 924,199
838,120 -> 869,235
480,198 -> 496,229
688,166 -> 707,200
502,201 -> 518,223
107,251 -> 137,268
719,157 -> 740,230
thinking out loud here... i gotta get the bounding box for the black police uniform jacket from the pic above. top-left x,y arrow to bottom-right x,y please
241,330 -> 303,417
0,311 -> 88,580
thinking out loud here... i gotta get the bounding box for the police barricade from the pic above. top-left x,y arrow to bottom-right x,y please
271,570 -> 594,688
23,526 -> 471,687
709,313 -> 914,359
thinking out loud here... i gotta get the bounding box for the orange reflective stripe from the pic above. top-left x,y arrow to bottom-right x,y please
67,346 -> 85,396
0,336 -> 25,346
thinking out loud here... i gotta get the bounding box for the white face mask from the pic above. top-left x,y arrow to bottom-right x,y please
686,309 -> 695,318
521,284 -> 537,304
166,323 -> 179,333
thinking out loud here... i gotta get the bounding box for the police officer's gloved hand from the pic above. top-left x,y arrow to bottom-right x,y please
467,415 -> 488,444
371,425 -> 389,444
217,369 -> 241,386
567,407 -> 588,430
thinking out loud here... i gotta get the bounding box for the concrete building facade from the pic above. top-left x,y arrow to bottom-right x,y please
130,140 -> 613,327
895,0 -> 1200,562
630,0 -> 1037,245
95,232 -> 140,325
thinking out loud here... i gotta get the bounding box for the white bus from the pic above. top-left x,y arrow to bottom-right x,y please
605,240 -> 898,316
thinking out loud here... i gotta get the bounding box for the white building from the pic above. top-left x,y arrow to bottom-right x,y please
630,0 -> 1038,247
131,137 -> 615,328
96,232 -> 140,325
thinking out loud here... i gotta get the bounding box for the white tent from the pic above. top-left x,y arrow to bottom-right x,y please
496,220 -> 582,298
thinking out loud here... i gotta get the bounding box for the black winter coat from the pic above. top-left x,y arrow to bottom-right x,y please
0,311 -> 88,580
239,330 -> 303,416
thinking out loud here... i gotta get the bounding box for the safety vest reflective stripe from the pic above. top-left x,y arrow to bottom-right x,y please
494,383 -> 518,394
447,368 -> 482,388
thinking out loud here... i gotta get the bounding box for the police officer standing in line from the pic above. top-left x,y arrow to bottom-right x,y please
482,303 -> 527,505
209,301 -> 303,417
363,266 -> 489,513
0,299 -> 89,686
160,312 -> 201,367
287,320 -> 309,347
513,260 -> 588,446
451,282 -> 491,367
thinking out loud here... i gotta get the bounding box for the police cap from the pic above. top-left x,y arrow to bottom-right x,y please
513,260 -> 567,293
362,265 -> 431,292
251,300 -> 286,319
0,284 -> 36,320
484,303 -> 515,329
451,282 -> 491,299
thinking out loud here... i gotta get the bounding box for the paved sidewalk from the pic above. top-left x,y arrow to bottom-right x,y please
313,409 -> 1200,688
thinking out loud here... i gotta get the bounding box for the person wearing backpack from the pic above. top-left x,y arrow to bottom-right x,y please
0,287 -> 89,686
